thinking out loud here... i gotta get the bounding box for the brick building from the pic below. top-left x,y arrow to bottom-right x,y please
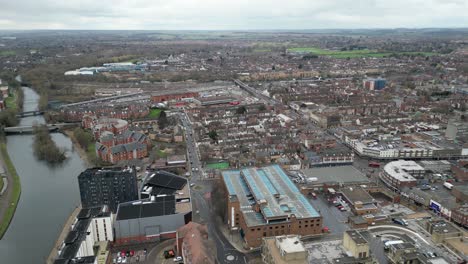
175,222 -> 216,264
96,130 -> 149,164
222,164 -> 322,248
451,205 -> 468,228
82,116 -> 129,139
151,91 -> 199,103
452,160 -> 468,182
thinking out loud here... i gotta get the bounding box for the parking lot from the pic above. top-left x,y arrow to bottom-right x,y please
308,194 -> 351,235
112,249 -> 148,263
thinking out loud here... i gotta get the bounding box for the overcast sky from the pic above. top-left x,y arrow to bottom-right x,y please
0,0 -> 467,30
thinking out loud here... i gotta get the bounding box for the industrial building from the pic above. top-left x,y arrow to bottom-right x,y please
113,171 -> 192,244
380,160 -> 425,191
222,164 -> 322,248
261,235 -> 308,264
151,91 -> 199,103
340,187 -> 378,216
53,206 -> 112,264
193,96 -> 237,106
301,165 -> 370,190
78,167 -> 138,213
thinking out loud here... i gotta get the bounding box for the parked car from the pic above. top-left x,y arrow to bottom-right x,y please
311,192 -> 317,199
392,218 -> 408,226
173,256 -> 183,262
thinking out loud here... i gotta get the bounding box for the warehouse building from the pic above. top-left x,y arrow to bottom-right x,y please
222,164 -> 322,248
113,171 -> 192,244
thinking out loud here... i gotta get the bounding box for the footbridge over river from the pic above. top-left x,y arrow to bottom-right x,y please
3,123 -> 79,134
16,110 -> 45,118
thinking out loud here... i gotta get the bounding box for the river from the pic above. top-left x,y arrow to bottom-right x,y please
0,87 -> 87,263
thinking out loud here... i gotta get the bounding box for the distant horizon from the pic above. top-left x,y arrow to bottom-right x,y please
1,27 -> 468,32
1,0 -> 467,30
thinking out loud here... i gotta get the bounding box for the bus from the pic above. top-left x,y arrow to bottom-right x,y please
368,162 -> 380,168
384,240 -> 404,250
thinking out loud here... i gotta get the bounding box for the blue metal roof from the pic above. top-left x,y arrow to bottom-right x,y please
242,169 -> 265,201
257,169 -> 279,197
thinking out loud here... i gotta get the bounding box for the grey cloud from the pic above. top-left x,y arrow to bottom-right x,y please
0,0 -> 466,29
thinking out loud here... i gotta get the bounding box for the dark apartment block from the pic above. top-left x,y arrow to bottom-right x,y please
78,167 -> 138,212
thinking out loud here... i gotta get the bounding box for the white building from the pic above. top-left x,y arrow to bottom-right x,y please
55,206 -> 113,263
380,160 -> 424,190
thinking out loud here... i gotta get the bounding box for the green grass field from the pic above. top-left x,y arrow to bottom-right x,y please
0,176 -> 3,194
206,162 -> 229,170
0,51 -> 16,57
148,109 -> 162,118
0,142 -> 21,239
4,93 -> 16,110
156,149 -> 167,158
287,47 -> 437,58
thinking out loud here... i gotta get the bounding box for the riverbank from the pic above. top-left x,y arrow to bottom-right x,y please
46,205 -> 81,264
63,130 -> 93,168
0,141 -> 21,239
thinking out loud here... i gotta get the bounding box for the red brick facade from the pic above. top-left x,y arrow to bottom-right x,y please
152,92 -> 199,103
224,184 -> 322,248
452,160 -> 468,182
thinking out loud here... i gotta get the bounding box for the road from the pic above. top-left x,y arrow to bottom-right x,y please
234,79 -> 280,106
178,112 -> 253,264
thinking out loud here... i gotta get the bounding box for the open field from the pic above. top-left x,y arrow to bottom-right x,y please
0,51 -> 16,57
148,108 -> 162,118
0,142 -> 21,239
206,161 -> 229,170
4,96 -> 16,110
287,47 -> 437,58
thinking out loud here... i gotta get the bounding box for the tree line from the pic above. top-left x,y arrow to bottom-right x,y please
33,125 -> 66,164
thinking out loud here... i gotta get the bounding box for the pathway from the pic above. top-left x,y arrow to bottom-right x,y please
0,142 -> 15,239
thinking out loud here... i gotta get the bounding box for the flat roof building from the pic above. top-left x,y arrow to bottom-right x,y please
381,160 -> 424,191
426,220 -> 463,244
53,206 -> 112,264
340,187 -> 378,216
114,170 -> 192,245
343,230 -> 370,259
301,165 -> 370,187
261,235 -> 308,264
222,164 -> 322,248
